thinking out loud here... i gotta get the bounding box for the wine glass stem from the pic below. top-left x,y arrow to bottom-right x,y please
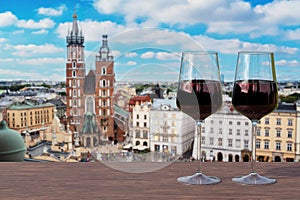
196,120 -> 202,172
251,121 -> 257,173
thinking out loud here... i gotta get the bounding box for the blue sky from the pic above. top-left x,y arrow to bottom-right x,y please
0,0 -> 300,82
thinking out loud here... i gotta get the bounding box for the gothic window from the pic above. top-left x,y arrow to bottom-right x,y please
86,97 -> 94,113
72,61 -> 76,68
72,70 -> 76,77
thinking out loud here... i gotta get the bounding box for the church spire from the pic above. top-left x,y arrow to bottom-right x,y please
66,11 -> 84,46
96,35 -> 113,62
71,11 -> 79,36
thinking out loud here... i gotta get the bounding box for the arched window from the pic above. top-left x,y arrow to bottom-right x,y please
86,137 -> 91,148
102,67 -> 106,75
86,96 -> 94,113
72,70 -> 76,77
72,61 -> 76,68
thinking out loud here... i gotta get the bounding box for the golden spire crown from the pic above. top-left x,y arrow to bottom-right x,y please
73,12 -> 77,19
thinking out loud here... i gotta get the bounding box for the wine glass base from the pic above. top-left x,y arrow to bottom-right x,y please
177,172 -> 221,185
232,172 -> 276,185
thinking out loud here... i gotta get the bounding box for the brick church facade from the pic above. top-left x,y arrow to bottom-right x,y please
65,13 -> 116,147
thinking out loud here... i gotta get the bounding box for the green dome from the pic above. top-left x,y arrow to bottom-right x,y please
0,121 -> 26,161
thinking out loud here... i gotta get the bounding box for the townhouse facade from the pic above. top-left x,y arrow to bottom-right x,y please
6,100 -> 55,138
199,104 -> 252,162
256,102 -> 298,162
149,98 -> 195,155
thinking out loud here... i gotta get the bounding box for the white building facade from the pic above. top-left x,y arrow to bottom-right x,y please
149,98 -> 195,156
195,104 -> 252,162
132,102 -> 151,148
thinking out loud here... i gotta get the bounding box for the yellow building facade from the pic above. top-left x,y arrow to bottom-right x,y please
6,100 -> 55,135
256,103 -> 297,162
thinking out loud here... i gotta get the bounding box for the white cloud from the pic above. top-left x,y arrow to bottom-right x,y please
0,69 -> 43,79
38,5 -> 66,16
16,57 -> 65,65
93,0 -> 300,38
156,52 -> 180,61
0,38 -> 7,43
0,68 -> 64,81
276,59 -> 300,67
57,19 -> 128,42
112,50 -> 121,58
126,61 -> 137,66
0,58 -> 14,62
255,1 -> 300,26
141,51 -> 154,59
285,28 -> 300,41
93,0 -> 122,14
192,35 -> 298,55
0,11 -> 17,27
31,29 -> 48,35
125,52 -> 138,57
12,30 -> 24,35
8,44 -> 64,57
17,18 -> 55,29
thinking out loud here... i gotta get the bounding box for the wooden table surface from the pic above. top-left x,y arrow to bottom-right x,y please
0,161 -> 299,199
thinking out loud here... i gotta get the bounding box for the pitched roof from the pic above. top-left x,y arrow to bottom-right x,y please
276,102 -> 296,112
84,70 -> 96,94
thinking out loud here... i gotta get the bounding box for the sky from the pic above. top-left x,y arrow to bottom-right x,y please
0,0 -> 300,82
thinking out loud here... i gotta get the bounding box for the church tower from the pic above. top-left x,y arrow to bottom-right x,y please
95,35 -> 116,142
65,12 -> 85,144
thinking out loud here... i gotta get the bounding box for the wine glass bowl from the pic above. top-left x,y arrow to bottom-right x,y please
176,51 -> 223,185
232,51 -> 278,185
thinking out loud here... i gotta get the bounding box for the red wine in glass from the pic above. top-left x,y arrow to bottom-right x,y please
176,79 -> 223,121
232,79 -> 278,121
176,51 -> 222,185
231,51 -> 278,185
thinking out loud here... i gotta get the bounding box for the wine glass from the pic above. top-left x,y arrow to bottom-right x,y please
232,51 -> 278,185
176,51 -> 223,185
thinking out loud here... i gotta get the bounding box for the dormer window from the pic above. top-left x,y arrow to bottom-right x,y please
162,105 -> 170,111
